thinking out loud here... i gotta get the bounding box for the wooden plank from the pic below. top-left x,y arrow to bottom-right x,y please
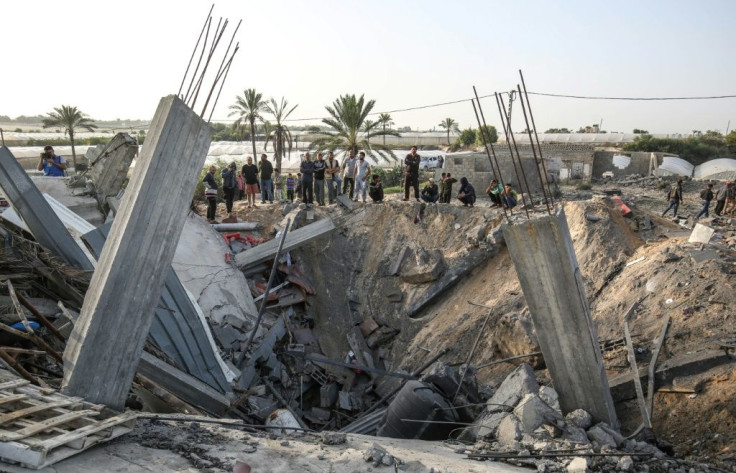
0,409 -> 99,441
0,394 -> 27,406
32,411 -> 136,450
234,218 -> 336,268
0,400 -> 75,426
0,380 -> 30,391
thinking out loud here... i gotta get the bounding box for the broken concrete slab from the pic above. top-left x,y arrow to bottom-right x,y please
336,193 -> 356,211
688,223 -> 715,244
503,207 -> 619,428
173,213 -> 258,325
234,218 -> 336,268
138,352 -> 230,416
390,247 -> 411,277
0,146 -> 94,270
210,222 -> 260,232
487,363 -> 539,411
62,95 -> 213,409
513,393 -> 563,433
401,250 -> 446,284
406,248 -> 493,318
85,133 -> 137,213
608,349 -> 736,402
497,414 -> 522,445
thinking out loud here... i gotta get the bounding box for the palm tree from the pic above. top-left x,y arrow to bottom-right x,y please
41,105 -> 97,173
438,118 -> 460,145
229,88 -> 267,159
310,94 -> 400,163
261,121 -> 274,151
264,97 -> 298,171
377,113 -> 394,146
362,119 -> 375,146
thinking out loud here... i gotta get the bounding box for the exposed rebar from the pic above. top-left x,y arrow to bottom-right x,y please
178,4 -> 214,98
517,84 -> 552,214
494,92 -> 530,218
519,69 -> 555,200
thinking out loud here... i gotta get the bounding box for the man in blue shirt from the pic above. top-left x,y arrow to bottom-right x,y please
36,146 -> 67,176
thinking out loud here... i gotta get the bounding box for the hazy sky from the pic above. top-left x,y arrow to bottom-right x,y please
2,0 -> 734,134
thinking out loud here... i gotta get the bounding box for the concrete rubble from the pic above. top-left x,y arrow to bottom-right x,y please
0,131 -> 733,473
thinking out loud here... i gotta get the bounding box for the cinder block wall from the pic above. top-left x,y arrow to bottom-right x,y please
438,144 -> 595,199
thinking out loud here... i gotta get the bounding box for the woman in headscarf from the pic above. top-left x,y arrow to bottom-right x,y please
457,177 -> 476,207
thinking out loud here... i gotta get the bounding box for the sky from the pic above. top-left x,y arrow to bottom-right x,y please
2,0 -> 735,134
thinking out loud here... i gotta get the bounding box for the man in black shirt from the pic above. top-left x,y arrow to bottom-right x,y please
300,153 -> 315,205
241,156 -> 259,208
695,183 -> 715,219
313,152 -> 327,206
403,146 -> 421,201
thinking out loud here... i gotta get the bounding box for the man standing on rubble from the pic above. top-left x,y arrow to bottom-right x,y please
313,152 -> 327,206
342,149 -> 358,199
353,151 -> 371,203
241,156 -> 259,208
662,179 -> 684,218
403,145 -> 421,201
695,183 -> 715,219
259,154 -> 274,204
36,145 -> 67,176
325,151 -> 342,204
221,162 -> 237,216
300,152 -> 315,205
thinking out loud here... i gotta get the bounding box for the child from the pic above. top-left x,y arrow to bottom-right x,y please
286,173 -> 296,203
295,173 -> 303,201
236,171 -> 245,200
273,169 -> 283,202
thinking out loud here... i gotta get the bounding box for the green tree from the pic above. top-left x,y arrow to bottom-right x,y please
377,113 -> 394,146
456,128 -> 476,147
229,88 -> 267,159
476,124 -> 498,146
264,97 -> 298,171
438,118 -> 460,145
41,105 -> 98,173
725,130 -> 736,155
632,128 -> 649,134
310,94 -> 400,163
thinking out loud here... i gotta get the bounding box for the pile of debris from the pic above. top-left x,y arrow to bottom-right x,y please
460,364 -> 722,473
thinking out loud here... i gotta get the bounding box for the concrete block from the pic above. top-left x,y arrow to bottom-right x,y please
496,414 -> 522,445
565,409 -> 593,430
513,393 -> 563,433
401,250 -> 446,284
539,385 -> 561,414
503,207 -> 618,428
487,363 -> 538,411
477,411 -> 510,438
62,96 -> 212,409
586,424 -> 617,448
566,457 -> 589,473
562,426 -> 590,444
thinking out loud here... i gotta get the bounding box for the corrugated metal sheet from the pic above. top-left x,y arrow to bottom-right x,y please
339,407 -> 387,435
83,223 -> 231,394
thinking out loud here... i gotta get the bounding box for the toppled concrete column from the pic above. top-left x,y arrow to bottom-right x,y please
502,206 -> 618,428
62,96 -> 212,409
0,146 -> 94,270
85,133 -> 137,213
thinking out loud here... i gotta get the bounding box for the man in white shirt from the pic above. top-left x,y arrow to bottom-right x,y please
353,151 -> 371,203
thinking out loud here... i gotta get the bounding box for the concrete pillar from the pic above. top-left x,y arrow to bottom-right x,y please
62,96 -> 212,409
0,146 -> 94,270
502,207 -> 618,428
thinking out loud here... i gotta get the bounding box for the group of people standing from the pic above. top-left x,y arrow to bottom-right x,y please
203,146 -> 515,221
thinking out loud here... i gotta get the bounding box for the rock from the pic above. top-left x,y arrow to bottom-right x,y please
497,415 -> 522,446
486,225 -> 504,245
401,250 -> 446,284
538,386 -> 561,414
477,411 -> 510,438
662,252 -> 682,263
363,442 -> 401,467
492,313 -> 543,369
562,426 -> 590,444
488,363 -> 539,411
594,422 -> 625,447
320,431 -> 346,445
567,457 -> 589,473
617,455 -> 634,471
565,409 -> 593,430
587,424 -> 617,449
513,394 -> 563,433
466,224 -> 488,244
